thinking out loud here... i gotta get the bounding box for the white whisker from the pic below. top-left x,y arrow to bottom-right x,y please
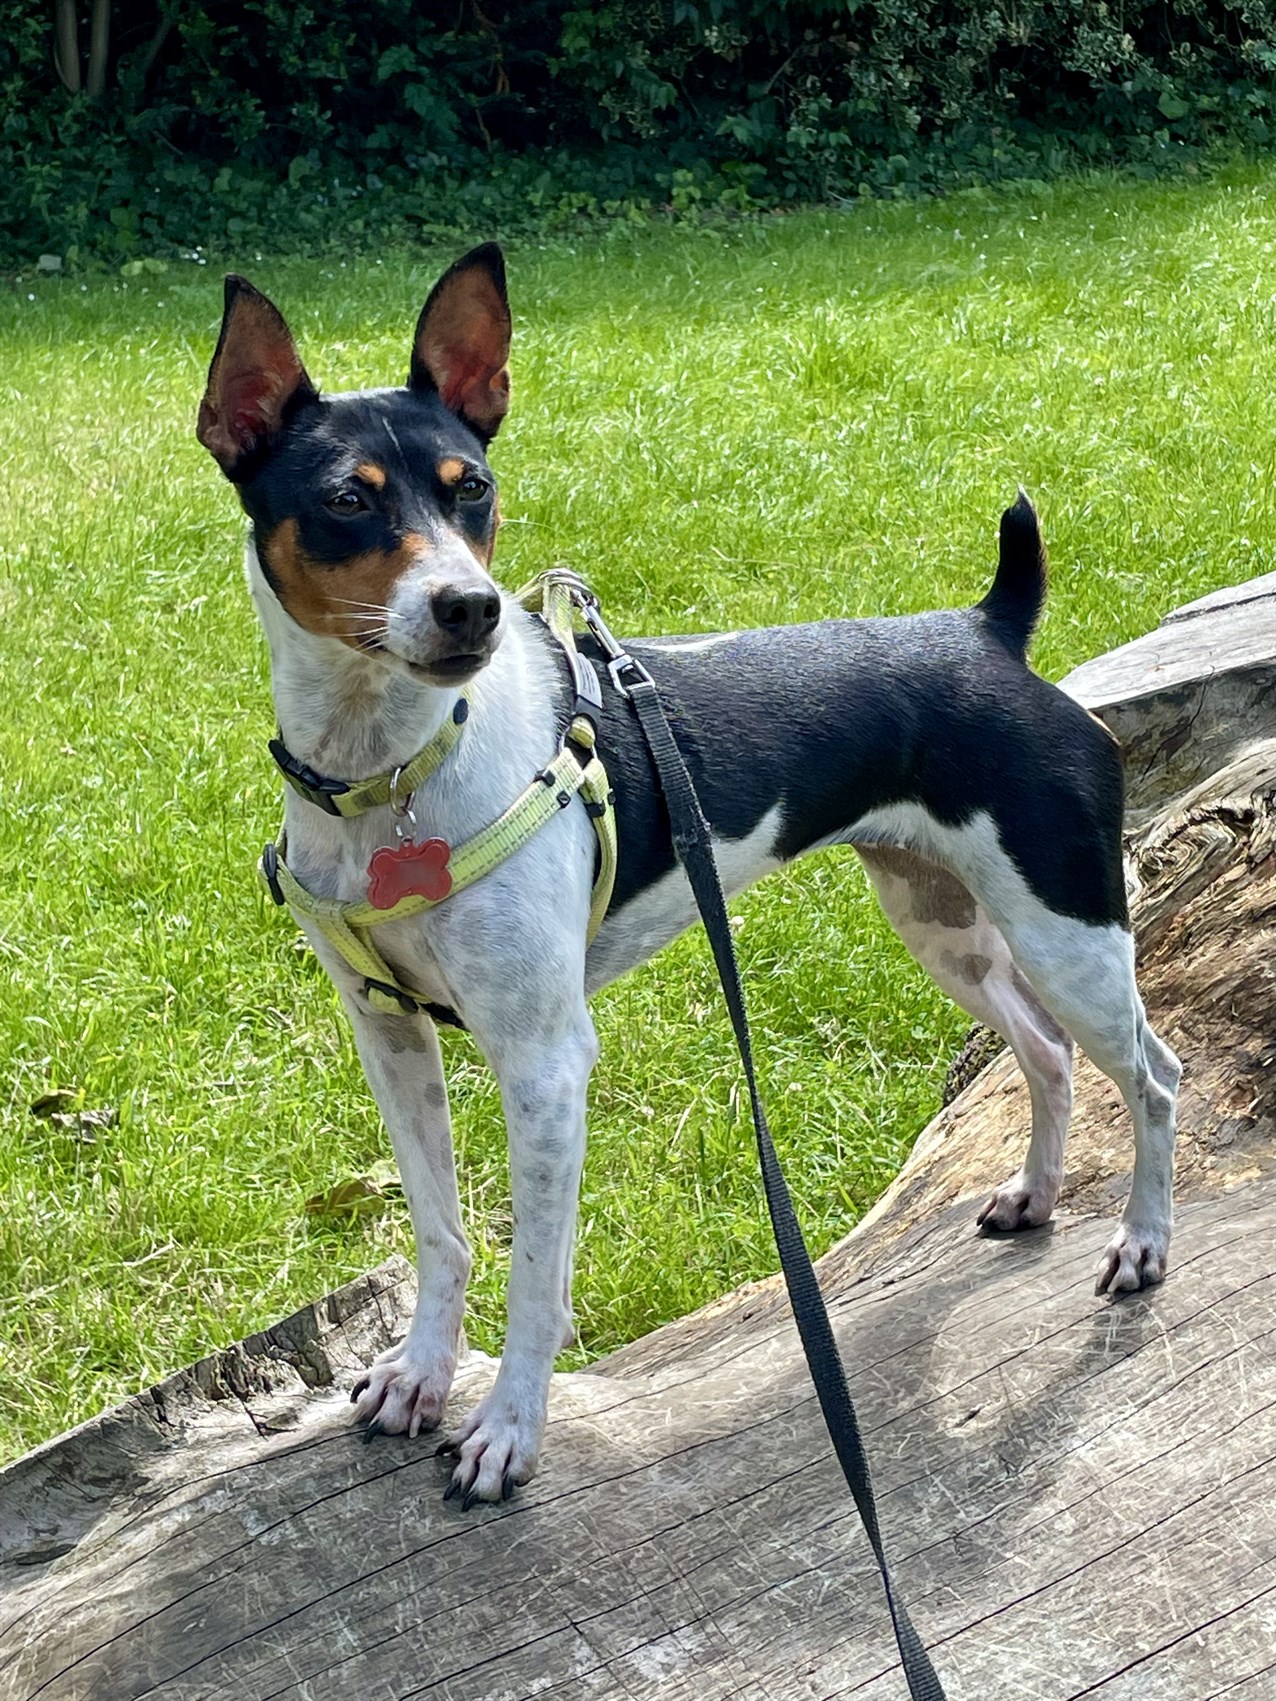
322,614 -> 390,632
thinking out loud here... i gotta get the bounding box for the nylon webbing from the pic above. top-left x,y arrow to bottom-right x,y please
271,695 -> 469,817
625,675 -> 947,1701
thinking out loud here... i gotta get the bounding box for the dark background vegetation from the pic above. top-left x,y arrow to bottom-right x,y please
6,1 -> 1276,268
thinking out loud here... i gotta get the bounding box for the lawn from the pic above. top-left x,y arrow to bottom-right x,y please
3,161 -> 1275,1462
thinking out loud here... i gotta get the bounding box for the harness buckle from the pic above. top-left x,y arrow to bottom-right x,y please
261,840 -> 285,905
363,977 -> 421,1017
571,655 -> 604,722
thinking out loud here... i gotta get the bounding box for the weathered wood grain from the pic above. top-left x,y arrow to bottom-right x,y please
4,1190 -> 1274,1701
3,574 -> 1274,1701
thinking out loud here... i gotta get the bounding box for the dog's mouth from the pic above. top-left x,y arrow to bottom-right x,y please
406,651 -> 492,685
376,610 -> 504,687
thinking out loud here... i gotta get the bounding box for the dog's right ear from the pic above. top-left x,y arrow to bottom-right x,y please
197,276 -> 317,478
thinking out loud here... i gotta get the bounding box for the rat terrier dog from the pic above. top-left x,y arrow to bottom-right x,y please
198,244 -> 1179,1506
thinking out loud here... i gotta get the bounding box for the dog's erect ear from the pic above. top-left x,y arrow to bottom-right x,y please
409,244 -> 511,442
197,276 -> 317,478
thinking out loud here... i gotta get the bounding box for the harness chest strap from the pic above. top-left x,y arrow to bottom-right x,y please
265,725 -> 614,1008
260,582 -> 618,1019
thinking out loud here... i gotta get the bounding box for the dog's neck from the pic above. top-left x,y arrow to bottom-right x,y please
248,542 -> 455,781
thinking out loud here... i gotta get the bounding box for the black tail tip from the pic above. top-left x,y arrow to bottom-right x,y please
1000,486 -> 1039,542
981,485 -> 1047,656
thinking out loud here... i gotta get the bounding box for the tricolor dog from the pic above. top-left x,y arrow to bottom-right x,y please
197,244 -> 1180,1506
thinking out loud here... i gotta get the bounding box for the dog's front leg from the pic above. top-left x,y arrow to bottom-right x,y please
441,1002 -> 598,1506
340,997 -> 471,1438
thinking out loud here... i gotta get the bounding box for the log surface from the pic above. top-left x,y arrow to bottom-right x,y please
3,578 -> 1275,1701
3,1194 -> 1275,1701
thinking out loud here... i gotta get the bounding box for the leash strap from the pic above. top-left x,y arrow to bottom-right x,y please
622,668 -> 946,1701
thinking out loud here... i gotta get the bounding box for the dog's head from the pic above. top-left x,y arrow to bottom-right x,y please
197,245 -> 511,687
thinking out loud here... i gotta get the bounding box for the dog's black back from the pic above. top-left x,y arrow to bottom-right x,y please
559,511 -> 1125,930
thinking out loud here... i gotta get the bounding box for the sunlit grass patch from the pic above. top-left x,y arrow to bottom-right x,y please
3,162 -> 1275,1458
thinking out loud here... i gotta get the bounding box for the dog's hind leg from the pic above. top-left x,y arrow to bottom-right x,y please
340,998 -> 472,1438
858,846 -> 1075,1232
986,910 -> 1180,1295
861,836 -> 1179,1293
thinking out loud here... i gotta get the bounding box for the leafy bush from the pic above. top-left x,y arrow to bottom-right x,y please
5,0 -> 1276,266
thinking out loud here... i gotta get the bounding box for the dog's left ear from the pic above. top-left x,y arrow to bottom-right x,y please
409,244 -> 511,443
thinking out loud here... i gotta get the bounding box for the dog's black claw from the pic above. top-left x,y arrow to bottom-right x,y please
461,1488 -> 481,1512
351,1376 -> 370,1404
442,1476 -> 462,1502
501,1472 -> 515,1502
435,1438 -> 459,1458
362,1418 -> 385,1445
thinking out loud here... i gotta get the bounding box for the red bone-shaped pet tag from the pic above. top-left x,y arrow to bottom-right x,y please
366,838 -> 453,908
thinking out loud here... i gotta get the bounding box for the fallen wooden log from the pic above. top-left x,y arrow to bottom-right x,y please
3,580 -> 1274,1701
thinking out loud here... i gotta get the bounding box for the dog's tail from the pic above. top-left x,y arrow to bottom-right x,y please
977,488 -> 1047,657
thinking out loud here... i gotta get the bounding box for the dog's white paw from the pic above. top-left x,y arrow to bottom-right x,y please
352,1341 -> 456,1439
976,1170 -> 1058,1234
1095,1221 -> 1169,1295
439,1389 -> 541,1509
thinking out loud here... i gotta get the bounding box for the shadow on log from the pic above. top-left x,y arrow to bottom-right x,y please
2,581 -> 1274,1700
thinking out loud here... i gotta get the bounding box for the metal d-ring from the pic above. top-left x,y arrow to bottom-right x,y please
388,766 -> 419,842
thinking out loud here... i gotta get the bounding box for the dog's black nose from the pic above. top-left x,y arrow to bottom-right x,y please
431,586 -> 501,648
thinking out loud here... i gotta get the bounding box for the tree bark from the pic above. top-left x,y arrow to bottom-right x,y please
85,0 -> 110,99
53,0 -> 80,94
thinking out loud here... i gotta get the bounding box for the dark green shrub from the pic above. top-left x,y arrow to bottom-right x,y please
4,0 -> 1276,267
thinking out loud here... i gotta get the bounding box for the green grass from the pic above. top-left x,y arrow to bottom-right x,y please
4,160 -> 1276,1462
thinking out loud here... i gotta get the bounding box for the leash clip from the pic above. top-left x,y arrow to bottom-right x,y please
580,599 -> 654,700
606,652 -> 654,699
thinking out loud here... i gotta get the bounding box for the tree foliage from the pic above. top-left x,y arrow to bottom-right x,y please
6,0 -> 1276,265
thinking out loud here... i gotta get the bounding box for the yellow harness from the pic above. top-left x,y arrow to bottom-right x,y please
260,572 -> 618,1019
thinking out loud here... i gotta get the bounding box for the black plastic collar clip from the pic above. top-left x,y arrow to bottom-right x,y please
268,738 -> 351,816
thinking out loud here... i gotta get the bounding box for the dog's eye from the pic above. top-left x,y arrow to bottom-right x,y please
457,475 -> 489,504
326,489 -> 367,516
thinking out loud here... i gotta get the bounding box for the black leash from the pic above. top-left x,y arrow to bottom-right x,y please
606,646 -> 947,1699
